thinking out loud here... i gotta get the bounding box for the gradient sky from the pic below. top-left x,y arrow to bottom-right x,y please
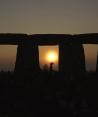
0,0 -> 98,34
0,0 -> 98,71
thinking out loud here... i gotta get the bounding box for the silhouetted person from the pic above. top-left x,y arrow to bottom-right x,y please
49,62 -> 54,71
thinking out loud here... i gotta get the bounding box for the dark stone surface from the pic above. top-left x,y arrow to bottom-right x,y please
59,41 -> 85,79
15,42 -> 39,77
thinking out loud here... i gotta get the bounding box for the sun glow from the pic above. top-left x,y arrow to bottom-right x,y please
46,51 -> 58,63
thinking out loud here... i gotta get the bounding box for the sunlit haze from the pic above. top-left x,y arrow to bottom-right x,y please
39,46 -> 59,70
46,51 -> 58,63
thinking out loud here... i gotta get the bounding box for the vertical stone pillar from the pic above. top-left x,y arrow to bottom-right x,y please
59,41 -> 72,78
59,41 -> 85,79
70,42 -> 86,79
14,41 -> 39,78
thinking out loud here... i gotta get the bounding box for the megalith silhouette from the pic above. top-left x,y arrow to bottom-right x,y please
59,41 -> 72,78
0,33 -> 98,79
15,41 -> 39,77
59,41 -> 85,79
70,42 -> 86,79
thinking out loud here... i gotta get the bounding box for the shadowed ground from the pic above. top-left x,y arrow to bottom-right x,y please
0,70 -> 97,116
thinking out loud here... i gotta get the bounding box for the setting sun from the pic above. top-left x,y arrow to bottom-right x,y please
39,46 -> 59,70
46,51 -> 58,63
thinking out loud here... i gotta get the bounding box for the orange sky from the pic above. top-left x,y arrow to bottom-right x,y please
39,46 -> 59,71
0,45 -> 98,71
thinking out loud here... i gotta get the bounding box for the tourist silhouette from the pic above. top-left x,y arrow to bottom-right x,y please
49,62 -> 54,71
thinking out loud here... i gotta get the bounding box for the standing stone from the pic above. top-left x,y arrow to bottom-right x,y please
59,41 -> 85,79
70,42 -> 86,79
14,41 -> 39,78
59,41 -> 72,78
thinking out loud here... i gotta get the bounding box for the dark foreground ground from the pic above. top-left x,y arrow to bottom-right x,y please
0,71 -> 98,117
